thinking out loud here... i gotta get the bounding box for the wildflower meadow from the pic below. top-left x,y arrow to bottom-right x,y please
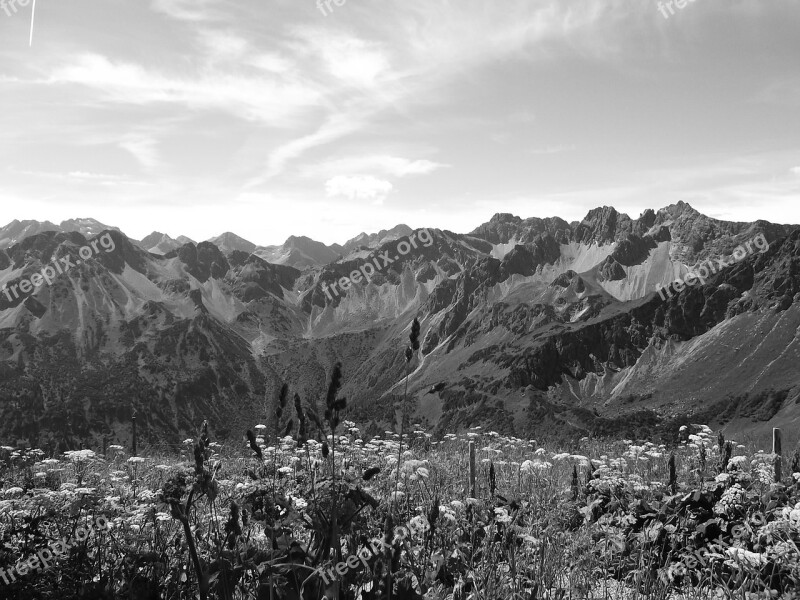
0,322 -> 798,599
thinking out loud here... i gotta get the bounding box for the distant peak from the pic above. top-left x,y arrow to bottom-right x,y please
638,208 -> 657,229
489,213 -> 521,224
60,217 -> 110,227
285,235 -> 324,246
658,201 -> 700,218
582,206 -> 618,221
206,232 -> 256,254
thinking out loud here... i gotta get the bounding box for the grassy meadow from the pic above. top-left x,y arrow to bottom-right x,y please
0,413 -> 798,600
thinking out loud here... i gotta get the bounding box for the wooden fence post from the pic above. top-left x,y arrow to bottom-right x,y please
773,428 -> 782,483
668,454 -> 677,494
469,441 -> 476,498
132,411 -> 138,457
571,465 -> 579,500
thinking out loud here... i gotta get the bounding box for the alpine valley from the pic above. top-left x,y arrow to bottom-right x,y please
1,202 -> 799,451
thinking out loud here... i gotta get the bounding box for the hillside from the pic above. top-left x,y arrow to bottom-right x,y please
0,203 -> 799,450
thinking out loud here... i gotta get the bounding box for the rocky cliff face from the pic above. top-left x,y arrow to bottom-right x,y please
136,231 -> 188,255
1,202 -> 799,448
256,235 -> 342,270
341,224 -> 414,254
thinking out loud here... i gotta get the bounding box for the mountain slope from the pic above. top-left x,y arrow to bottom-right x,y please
256,235 -> 341,269
206,232 -> 257,255
1,203 -> 799,449
136,231 -> 188,255
341,224 -> 414,254
0,220 -> 62,249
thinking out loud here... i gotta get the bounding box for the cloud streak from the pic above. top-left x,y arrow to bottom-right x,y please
325,175 -> 393,203
48,54 -> 323,126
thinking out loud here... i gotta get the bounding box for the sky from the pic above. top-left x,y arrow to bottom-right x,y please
0,0 -> 799,247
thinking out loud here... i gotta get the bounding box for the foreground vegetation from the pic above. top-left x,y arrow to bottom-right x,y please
0,411 -> 798,600
0,319 -> 796,600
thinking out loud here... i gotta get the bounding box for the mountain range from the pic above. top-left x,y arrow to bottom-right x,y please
1,202 -> 799,451
0,219 -> 407,270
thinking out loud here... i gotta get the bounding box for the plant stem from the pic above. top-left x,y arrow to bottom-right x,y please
394,361 -> 410,513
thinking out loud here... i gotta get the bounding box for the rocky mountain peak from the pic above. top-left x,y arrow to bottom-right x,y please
206,232 -> 257,255
489,213 -> 522,225
573,206 -> 632,245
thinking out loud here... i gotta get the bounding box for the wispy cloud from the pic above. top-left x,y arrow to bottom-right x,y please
250,112 -> 365,186
48,54 -> 322,126
14,169 -> 145,187
149,0 -> 220,23
119,133 -> 160,171
1,0 -> 798,243
250,0 -> 643,182
301,31 -> 391,89
305,155 -> 448,179
197,30 -> 249,62
325,175 -> 393,204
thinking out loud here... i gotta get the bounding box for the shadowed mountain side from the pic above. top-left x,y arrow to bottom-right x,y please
1,203 -> 799,447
